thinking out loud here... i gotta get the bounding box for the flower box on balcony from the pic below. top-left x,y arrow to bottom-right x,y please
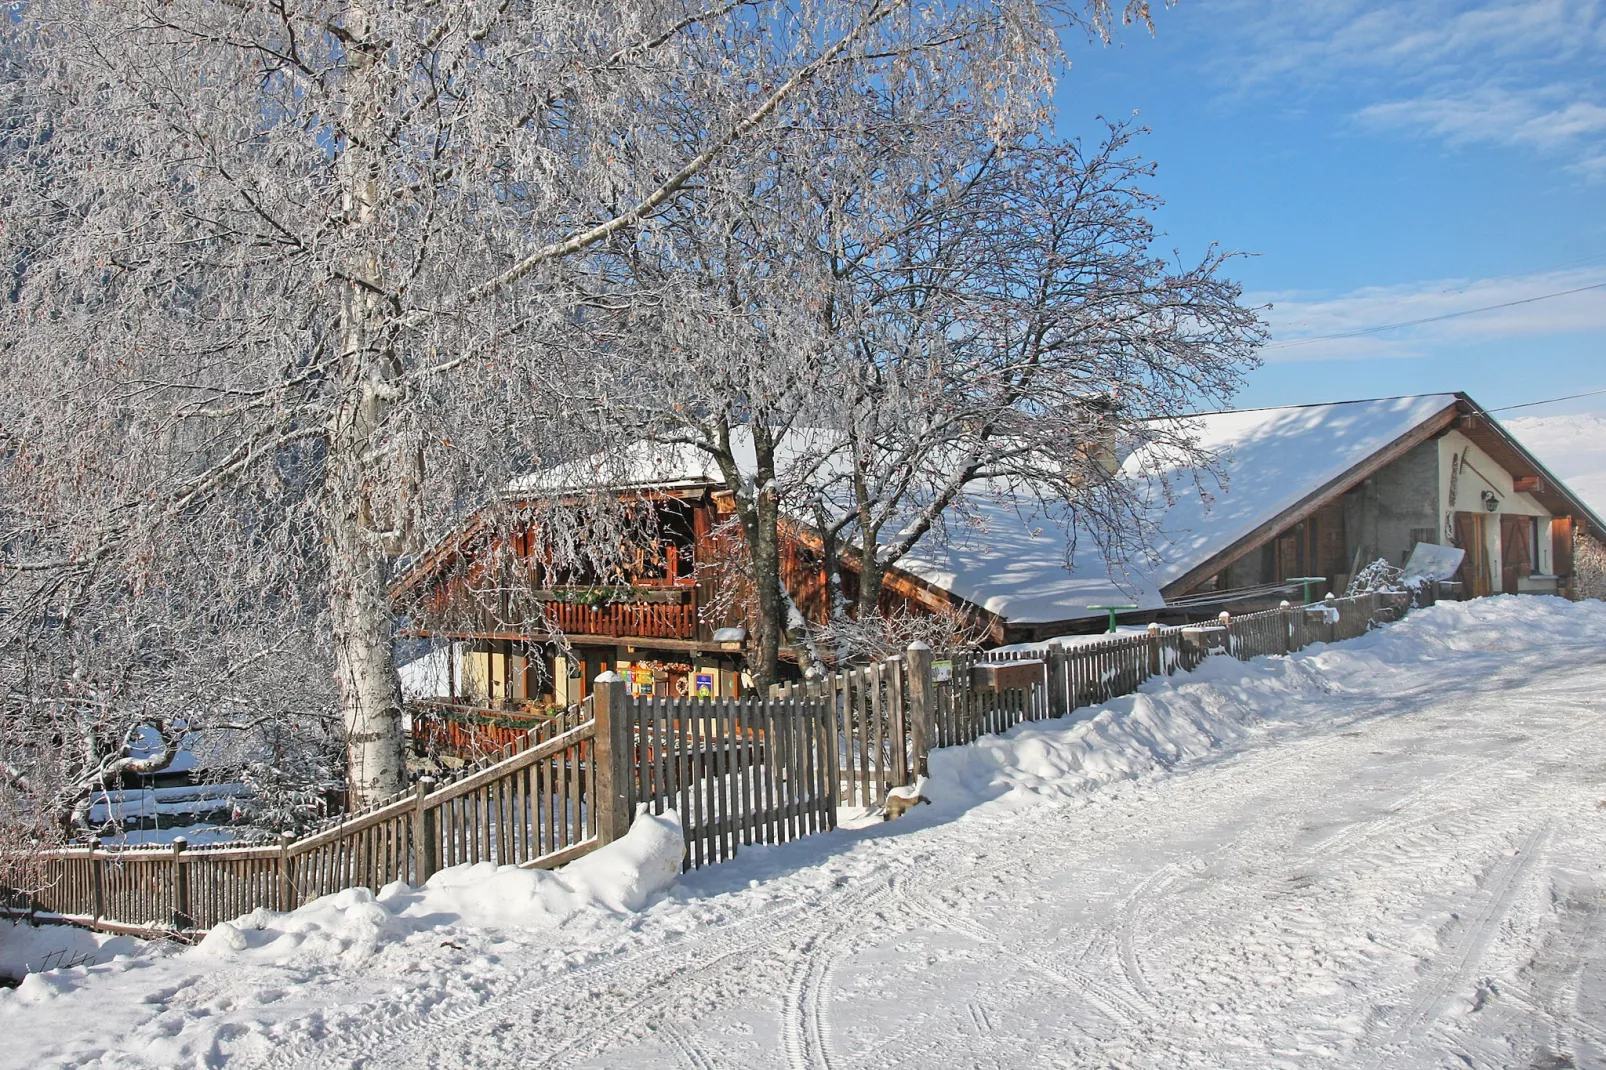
531,585 -> 689,606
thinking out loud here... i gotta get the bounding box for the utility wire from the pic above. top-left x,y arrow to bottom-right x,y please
1265,281 -> 1606,350
1488,387 -> 1606,413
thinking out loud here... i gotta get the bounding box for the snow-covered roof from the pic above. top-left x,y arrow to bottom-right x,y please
507,431 -> 846,497
507,441 -> 726,496
896,394 -> 1461,622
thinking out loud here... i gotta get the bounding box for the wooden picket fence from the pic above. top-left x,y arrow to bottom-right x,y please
8,591 -> 1413,937
777,591 -> 1414,804
11,701 -> 603,936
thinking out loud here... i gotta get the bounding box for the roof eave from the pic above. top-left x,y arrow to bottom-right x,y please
1448,393 -> 1606,541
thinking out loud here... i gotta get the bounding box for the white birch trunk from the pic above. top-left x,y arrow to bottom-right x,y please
327,9 -> 407,806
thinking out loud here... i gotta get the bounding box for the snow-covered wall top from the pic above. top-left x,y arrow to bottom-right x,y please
896,394 -> 1460,622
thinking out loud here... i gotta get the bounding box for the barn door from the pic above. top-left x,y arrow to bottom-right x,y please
1453,512 -> 1491,597
1500,515 -> 1532,595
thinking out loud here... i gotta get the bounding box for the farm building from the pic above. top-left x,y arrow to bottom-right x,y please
392,392 -> 1605,713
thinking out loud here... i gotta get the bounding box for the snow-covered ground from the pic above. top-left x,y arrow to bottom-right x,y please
5,596 -> 1606,1069
1503,412 -> 1606,516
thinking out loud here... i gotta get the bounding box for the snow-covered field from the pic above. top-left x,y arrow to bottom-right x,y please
5,596 -> 1606,1069
1503,412 -> 1606,516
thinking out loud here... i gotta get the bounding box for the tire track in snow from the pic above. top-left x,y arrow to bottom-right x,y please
396,875 -> 903,1070
269,897 -> 811,1070
780,875 -> 904,1070
1308,709 -> 1603,859
895,889 -> 1149,1030
1116,863 -> 1182,1012
1363,821 -> 1554,1070
661,1021 -> 716,1070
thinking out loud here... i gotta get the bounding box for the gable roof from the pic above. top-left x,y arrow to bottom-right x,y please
896,394 -> 1463,622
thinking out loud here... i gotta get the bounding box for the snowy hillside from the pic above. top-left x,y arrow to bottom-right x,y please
1503,411 -> 1606,516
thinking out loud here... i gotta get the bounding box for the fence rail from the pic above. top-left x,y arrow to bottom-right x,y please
9,592 -> 1413,937
8,699 -> 603,935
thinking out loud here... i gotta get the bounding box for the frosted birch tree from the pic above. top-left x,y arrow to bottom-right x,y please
0,0 -> 1136,811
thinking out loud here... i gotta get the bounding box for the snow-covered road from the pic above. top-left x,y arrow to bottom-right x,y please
9,597 -> 1606,1069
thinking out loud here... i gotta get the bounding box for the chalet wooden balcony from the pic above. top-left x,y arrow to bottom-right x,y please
540,597 -> 698,640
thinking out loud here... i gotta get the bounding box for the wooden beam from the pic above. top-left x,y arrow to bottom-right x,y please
400,628 -> 739,655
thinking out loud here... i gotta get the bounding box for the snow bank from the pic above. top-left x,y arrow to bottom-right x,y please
0,923 -> 144,986
193,808 -> 685,968
929,595 -> 1606,811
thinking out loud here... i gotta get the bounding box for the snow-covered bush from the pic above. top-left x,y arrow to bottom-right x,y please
1574,532 -> 1606,601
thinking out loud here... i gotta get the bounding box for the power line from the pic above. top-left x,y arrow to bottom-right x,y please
1265,281 -> 1606,350
1488,386 -> 1606,413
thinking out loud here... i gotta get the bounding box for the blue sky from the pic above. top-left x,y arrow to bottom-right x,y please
1053,0 -> 1606,417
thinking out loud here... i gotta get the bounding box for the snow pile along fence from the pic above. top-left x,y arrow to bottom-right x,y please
6,696 -> 606,936
6,591 -> 1413,938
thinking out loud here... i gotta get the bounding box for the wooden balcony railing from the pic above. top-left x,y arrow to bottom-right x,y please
541,598 -> 698,640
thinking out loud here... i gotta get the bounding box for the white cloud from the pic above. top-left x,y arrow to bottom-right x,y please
1253,266 -> 1606,363
1198,0 -> 1606,179
1358,86 -> 1606,153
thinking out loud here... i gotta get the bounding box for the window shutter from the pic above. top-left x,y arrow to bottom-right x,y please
1553,518 -> 1575,577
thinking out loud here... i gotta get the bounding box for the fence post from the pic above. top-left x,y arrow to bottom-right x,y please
1279,600 -> 1293,654
591,671 -> 634,846
89,845 -> 105,926
1146,623 -> 1162,678
905,642 -> 935,777
277,831 -> 297,911
1324,593 -> 1337,642
171,836 -> 192,932
886,654 -> 909,786
412,776 -> 438,887
1045,642 -> 1069,717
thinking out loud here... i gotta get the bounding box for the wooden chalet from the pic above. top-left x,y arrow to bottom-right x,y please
389,447 -> 984,719
901,391 -> 1606,641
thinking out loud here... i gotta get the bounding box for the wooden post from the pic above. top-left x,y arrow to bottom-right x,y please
412,776 -> 438,887
1045,642 -> 1069,717
1146,623 -> 1162,678
905,642 -> 934,777
1324,593 -> 1337,643
886,654 -> 908,787
171,836 -> 192,933
1279,600 -> 1293,654
277,831 -> 297,911
90,844 -> 105,926
591,671 -> 634,846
